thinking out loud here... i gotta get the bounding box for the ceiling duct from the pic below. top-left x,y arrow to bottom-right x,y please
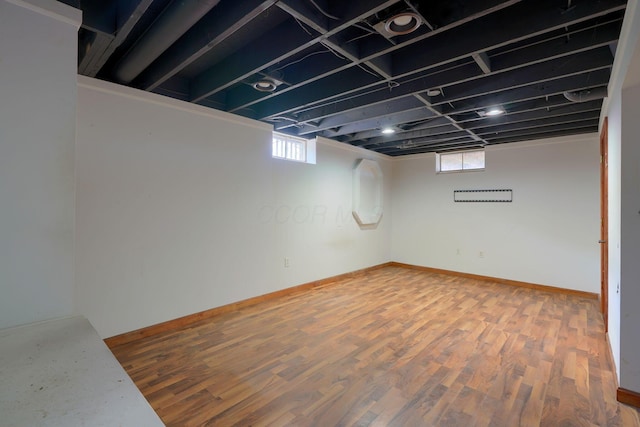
563,87 -> 608,102
114,0 -> 221,84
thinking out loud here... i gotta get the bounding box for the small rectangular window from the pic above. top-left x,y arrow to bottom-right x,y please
436,150 -> 485,173
272,132 -> 310,163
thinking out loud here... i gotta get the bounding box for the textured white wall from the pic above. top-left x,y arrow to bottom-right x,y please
391,135 -> 600,292
0,0 -> 80,329
75,77 -> 392,338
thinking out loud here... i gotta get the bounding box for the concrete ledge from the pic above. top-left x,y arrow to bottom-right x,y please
0,316 -> 164,426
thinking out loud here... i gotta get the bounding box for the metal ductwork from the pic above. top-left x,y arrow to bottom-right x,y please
115,0 -> 220,84
563,87 -> 608,102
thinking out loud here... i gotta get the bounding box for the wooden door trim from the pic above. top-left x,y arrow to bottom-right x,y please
600,117 -> 609,331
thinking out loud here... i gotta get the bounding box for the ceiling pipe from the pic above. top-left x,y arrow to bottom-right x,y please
563,87 -> 608,102
114,0 -> 221,84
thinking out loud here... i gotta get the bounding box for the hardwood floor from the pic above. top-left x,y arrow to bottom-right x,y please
109,266 -> 640,426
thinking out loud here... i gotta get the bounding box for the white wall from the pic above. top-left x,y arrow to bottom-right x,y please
607,92 -> 622,380
391,135 -> 600,292
271,137 -> 392,286
75,77 -> 392,338
0,0 -> 80,329
620,82 -> 640,392
619,4 -> 640,394
602,0 -> 640,389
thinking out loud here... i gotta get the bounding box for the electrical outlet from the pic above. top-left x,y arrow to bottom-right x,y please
479,251 -> 484,258
284,257 -> 290,268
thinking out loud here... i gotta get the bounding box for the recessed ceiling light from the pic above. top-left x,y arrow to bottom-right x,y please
393,15 -> 413,26
384,12 -> 421,36
381,127 -> 396,134
252,77 -> 279,92
427,88 -> 441,97
484,107 -> 505,116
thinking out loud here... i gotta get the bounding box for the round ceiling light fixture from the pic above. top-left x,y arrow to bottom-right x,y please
381,127 -> 396,135
484,107 -> 505,116
426,88 -> 442,97
384,12 -> 422,36
253,77 -> 279,92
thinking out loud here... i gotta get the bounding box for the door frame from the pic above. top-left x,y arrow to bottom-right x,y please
600,117 -> 609,332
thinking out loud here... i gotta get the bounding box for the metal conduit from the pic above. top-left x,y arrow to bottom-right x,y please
563,87 -> 608,102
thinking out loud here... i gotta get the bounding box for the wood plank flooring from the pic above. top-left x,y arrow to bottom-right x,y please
109,266 -> 640,426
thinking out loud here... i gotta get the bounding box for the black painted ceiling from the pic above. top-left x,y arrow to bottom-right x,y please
69,0 -> 626,156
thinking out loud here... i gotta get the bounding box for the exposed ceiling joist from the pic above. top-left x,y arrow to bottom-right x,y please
138,0 -> 278,91
472,52 -> 492,74
68,0 -> 628,155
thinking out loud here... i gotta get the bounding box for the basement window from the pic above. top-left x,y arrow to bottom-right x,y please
436,149 -> 485,173
272,132 -> 316,164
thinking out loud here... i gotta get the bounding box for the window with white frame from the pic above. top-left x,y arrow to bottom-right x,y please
436,149 -> 485,173
272,132 -> 316,164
